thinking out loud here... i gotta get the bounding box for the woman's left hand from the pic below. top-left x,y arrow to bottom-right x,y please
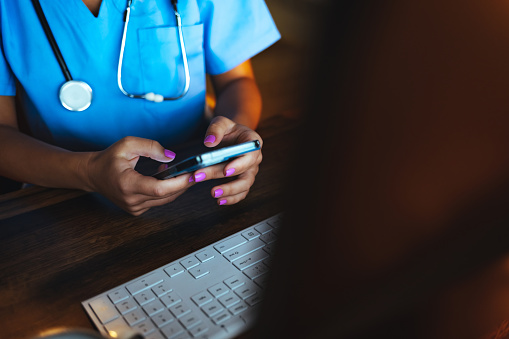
190,116 -> 263,205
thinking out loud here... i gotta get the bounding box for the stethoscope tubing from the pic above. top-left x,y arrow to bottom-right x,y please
117,0 -> 190,102
31,0 -> 73,82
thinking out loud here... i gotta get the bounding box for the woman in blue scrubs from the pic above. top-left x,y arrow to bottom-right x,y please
0,0 -> 280,215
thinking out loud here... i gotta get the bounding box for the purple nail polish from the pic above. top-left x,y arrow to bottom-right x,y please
225,168 -> 235,177
164,149 -> 176,159
214,188 -> 224,198
189,175 -> 194,183
194,172 -> 206,182
219,199 -> 227,205
204,135 -> 216,144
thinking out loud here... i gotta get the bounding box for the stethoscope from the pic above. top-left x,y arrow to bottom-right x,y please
31,0 -> 190,112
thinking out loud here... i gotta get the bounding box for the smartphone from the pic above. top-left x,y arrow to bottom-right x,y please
153,140 -> 261,180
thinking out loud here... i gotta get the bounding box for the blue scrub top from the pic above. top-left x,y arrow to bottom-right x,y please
0,0 -> 280,151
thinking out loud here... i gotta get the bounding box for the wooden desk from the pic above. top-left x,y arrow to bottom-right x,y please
0,115 -> 297,339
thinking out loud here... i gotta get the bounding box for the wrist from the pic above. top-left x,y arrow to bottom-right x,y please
76,151 -> 97,192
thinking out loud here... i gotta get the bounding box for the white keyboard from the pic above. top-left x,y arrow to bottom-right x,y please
82,214 -> 282,339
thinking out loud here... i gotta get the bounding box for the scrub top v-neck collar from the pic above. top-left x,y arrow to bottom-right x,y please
68,0 -> 115,23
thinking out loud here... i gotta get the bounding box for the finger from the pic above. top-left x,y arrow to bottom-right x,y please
222,150 -> 262,178
128,188 -> 188,214
203,116 -> 236,147
125,169 -> 193,197
190,151 -> 261,183
126,181 -> 190,206
120,136 -> 176,163
189,163 -> 227,183
216,191 -> 250,206
129,208 -> 150,217
210,170 -> 256,199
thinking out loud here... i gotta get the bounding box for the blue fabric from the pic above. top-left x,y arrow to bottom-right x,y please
0,0 -> 280,151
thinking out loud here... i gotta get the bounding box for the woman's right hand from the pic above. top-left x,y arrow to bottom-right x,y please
84,136 -> 193,216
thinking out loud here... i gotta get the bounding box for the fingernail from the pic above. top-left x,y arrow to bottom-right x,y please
204,135 -> 216,144
219,199 -> 227,205
164,149 -> 176,159
189,175 -> 194,183
225,168 -> 235,177
214,188 -> 224,198
194,172 -> 206,182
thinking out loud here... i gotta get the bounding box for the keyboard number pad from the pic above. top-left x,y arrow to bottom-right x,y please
199,276 -> 263,325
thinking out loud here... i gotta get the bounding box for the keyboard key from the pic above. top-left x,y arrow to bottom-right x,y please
208,282 -> 229,298
161,322 -> 185,339
134,290 -> 156,306
240,309 -> 258,327
108,288 -> 129,304
241,229 -> 260,241
259,231 -> 277,244
201,300 -> 223,317
245,293 -> 263,306
221,316 -> 245,335
189,324 -> 209,337
179,312 -> 201,329
195,248 -> 215,262
191,291 -> 213,307
89,297 -> 119,324
103,316 -> 129,338
223,238 -> 265,262
145,331 -> 166,339
243,263 -> 269,280
160,292 -> 182,308
152,281 -> 173,297
123,308 -> 146,326
267,215 -> 282,228
124,309 -> 147,326
164,264 -> 185,278
151,309 -> 174,328
254,222 -> 272,234
133,319 -> 156,336
263,244 -> 276,256
143,299 -> 165,317
223,276 -> 245,290
180,256 -> 200,270
188,265 -> 209,279
214,235 -> 247,254
234,283 -> 258,300
229,301 -> 248,315
169,302 -> 191,318
211,310 -> 231,325
126,273 -> 164,295
253,274 -> 270,289
115,298 -> 137,315
232,248 -> 269,271
218,292 -> 241,308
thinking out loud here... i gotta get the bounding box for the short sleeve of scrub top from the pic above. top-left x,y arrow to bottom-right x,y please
0,0 -> 280,151
0,7 -> 15,96
198,0 -> 280,75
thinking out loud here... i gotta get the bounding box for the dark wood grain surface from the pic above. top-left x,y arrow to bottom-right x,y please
0,115 -> 297,339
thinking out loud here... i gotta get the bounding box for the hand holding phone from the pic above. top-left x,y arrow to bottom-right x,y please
152,140 -> 261,180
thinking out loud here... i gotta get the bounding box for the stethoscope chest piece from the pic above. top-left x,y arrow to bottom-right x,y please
59,80 -> 93,111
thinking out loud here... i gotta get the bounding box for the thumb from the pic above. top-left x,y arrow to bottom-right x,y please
203,116 -> 236,148
121,137 -> 176,163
